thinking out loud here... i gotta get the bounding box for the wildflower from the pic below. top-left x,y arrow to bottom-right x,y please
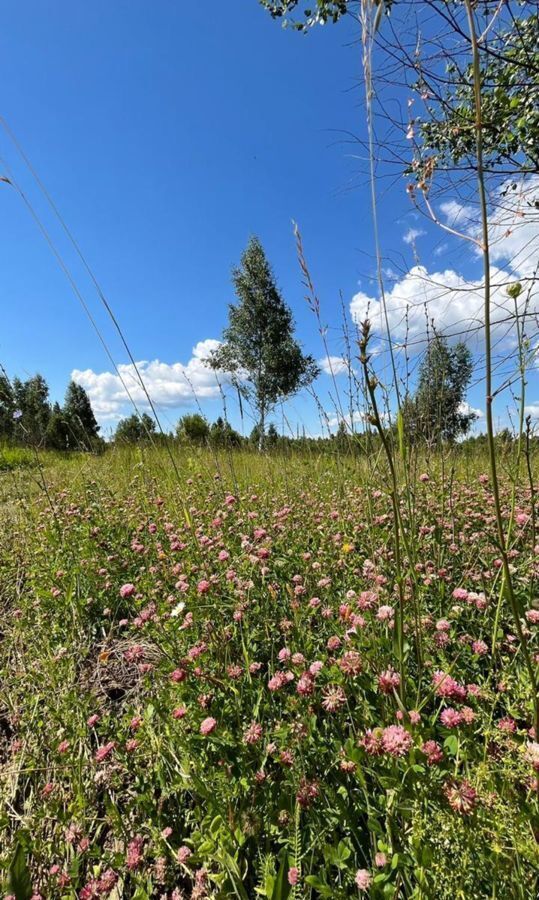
338,650 -> 362,676
381,724 -> 413,757
355,869 -> 372,891
472,640 -> 488,656
378,668 -> 401,694
460,706 -> 476,724
87,714 -> 100,727
126,835 -> 144,870
154,856 -> 167,883
57,739 -> 70,754
376,605 -> 394,622
170,668 -> 187,683
497,717 -> 516,733
296,778 -> 319,807
124,644 -> 145,662
172,706 -> 187,720
296,673 -> 314,696
268,671 -> 288,691
178,845 -> 192,864
200,716 -> 217,736
287,867 -> 300,886
80,870 -> 118,899
375,852 -> 387,867
119,583 -> 135,598
524,741 -> 539,770
361,728 -> 384,755
243,722 -> 263,744
170,601 -> 186,617
440,708 -> 462,728
94,741 -> 116,763
433,671 -> 467,702
444,779 -> 478,815
227,664 -> 243,679
321,685 -> 346,712
197,579 -> 211,594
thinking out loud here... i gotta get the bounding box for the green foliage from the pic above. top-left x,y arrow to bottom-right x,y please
257,0 -> 393,31
0,373 -> 101,452
210,416 -> 243,448
176,413 -> 210,445
405,336 -> 475,445
0,373 -> 16,439
208,236 -> 319,447
63,380 -> 100,448
44,402 -> 70,451
0,444 -> 35,471
7,833 -> 32,900
258,0 -> 349,30
12,375 -> 50,446
114,412 -> 156,444
415,13 -> 539,178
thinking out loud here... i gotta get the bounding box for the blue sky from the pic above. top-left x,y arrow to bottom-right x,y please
1,1 -> 536,437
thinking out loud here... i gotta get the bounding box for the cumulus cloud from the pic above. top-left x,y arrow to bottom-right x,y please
524,403 -> 539,420
403,227 -> 425,245
72,339 -> 223,421
458,401 -> 484,420
351,178 -> 539,350
318,354 -> 349,376
439,200 -> 475,227
326,410 -> 390,431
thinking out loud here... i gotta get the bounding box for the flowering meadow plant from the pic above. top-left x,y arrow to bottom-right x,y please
1,449 -> 539,897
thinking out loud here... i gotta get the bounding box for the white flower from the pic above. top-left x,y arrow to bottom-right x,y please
524,741 -> 539,768
170,601 -> 186,618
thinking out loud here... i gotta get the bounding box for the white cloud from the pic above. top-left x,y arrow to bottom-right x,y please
524,403 -> 539,420
318,355 -> 349,376
351,178 -> 539,351
459,401 -> 484,419
403,227 -> 425,245
439,200 -> 475,227
326,410 -> 390,431
72,339 -> 224,421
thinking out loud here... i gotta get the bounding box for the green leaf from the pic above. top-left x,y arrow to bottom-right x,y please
8,836 -> 32,900
304,875 -> 333,897
210,815 -> 224,838
271,850 -> 291,900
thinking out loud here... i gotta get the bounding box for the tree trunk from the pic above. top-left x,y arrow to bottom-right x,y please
258,405 -> 265,452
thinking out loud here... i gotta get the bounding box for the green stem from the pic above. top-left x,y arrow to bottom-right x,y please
465,0 -> 539,739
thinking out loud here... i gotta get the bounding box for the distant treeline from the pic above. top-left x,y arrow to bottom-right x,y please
0,372 -> 102,451
0,372 -> 527,456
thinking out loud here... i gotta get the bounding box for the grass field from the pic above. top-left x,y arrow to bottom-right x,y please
1,445 -> 539,898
